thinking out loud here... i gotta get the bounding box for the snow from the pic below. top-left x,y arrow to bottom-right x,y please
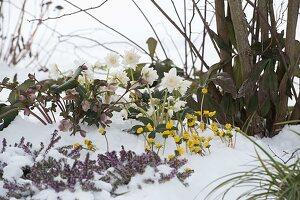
0,65 -> 299,199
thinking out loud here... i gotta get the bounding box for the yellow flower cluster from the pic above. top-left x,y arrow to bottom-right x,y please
84,139 -> 95,150
98,127 -> 106,135
73,139 -> 96,151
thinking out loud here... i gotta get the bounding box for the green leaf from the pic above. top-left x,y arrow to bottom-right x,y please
137,117 -> 153,126
128,125 -> 142,134
293,66 -> 300,78
0,104 -> 18,131
8,90 -> 18,104
148,131 -> 156,138
259,96 -> 271,117
125,63 -> 145,81
50,79 -> 79,93
156,124 -> 167,132
146,37 -> 157,60
247,93 -> 258,115
198,63 -> 220,85
237,59 -> 270,98
18,79 -> 35,91
76,85 -> 87,98
153,59 -> 184,82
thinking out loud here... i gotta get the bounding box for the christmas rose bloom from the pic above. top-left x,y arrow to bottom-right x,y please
58,119 -> 73,132
174,100 -> 187,112
109,70 -> 130,86
81,100 -> 91,112
122,49 -> 141,70
161,68 -> 182,93
141,65 -> 158,86
104,52 -> 120,68
49,64 -> 61,79
178,79 -> 192,95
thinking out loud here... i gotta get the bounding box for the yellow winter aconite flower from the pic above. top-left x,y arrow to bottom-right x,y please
203,141 -> 210,148
183,132 -> 190,140
147,138 -> 155,144
146,123 -> 154,132
166,120 -> 173,129
201,88 -> 208,94
177,147 -> 185,155
208,111 -> 216,117
185,167 -> 192,172
192,134 -> 200,140
219,131 -> 225,137
87,143 -> 95,150
145,145 -> 151,151
225,123 -> 231,130
185,113 -> 193,120
174,136 -> 181,143
207,136 -> 212,141
84,139 -> 90,145
162,130 -> 170,137
170,130 -> 176,137
84,140 -> 94,150
226,130 -> 233,138
73,143 -> 81,149
155,143 -> 162,148
187,140 -> 194,148
193,139 -> 200,145
188,119 -> 196,127
203,110 -> 210,115
98,127 -> 106,135
137,127 -> 144,134
235,127 -> 241,132
168,154 -> 175,160
200,122 -> 205,131
212,125 -> 219,132
194,146 -> 201,153
194,111 -> 202,115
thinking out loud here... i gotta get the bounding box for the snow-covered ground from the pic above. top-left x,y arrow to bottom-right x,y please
0,111 -> 299,200
0,65 -> 299,200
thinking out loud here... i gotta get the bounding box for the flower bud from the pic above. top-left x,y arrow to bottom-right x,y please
28,93 -> 36,101
81,100 -> 91,112
28,73 -> 35,80
19,95 -> 26,101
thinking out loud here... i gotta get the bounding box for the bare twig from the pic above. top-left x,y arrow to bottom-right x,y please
268,145 -> 299,164
29,0 -> 109,22
131,0 -> 168,59
149,0 -> 209,70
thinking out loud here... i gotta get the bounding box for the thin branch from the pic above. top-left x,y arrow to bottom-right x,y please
268,145 -> 299,164
149,0 -> 209,70
131,0 -> 168,59
29,0 -> 110,22
62,0 -> 150,57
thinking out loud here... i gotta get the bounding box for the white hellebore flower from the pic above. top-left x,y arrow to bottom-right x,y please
110,70 -> 130,86
168,109 -> 174,118
49,64 -> 61,79
105,52 -> 120,68
178,79 -> 192,96
122,49 -> 140,70
120,109 -> 128,119
161,68 -> 182,93
141,66 -> 158,85
173,100 -> 187,112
